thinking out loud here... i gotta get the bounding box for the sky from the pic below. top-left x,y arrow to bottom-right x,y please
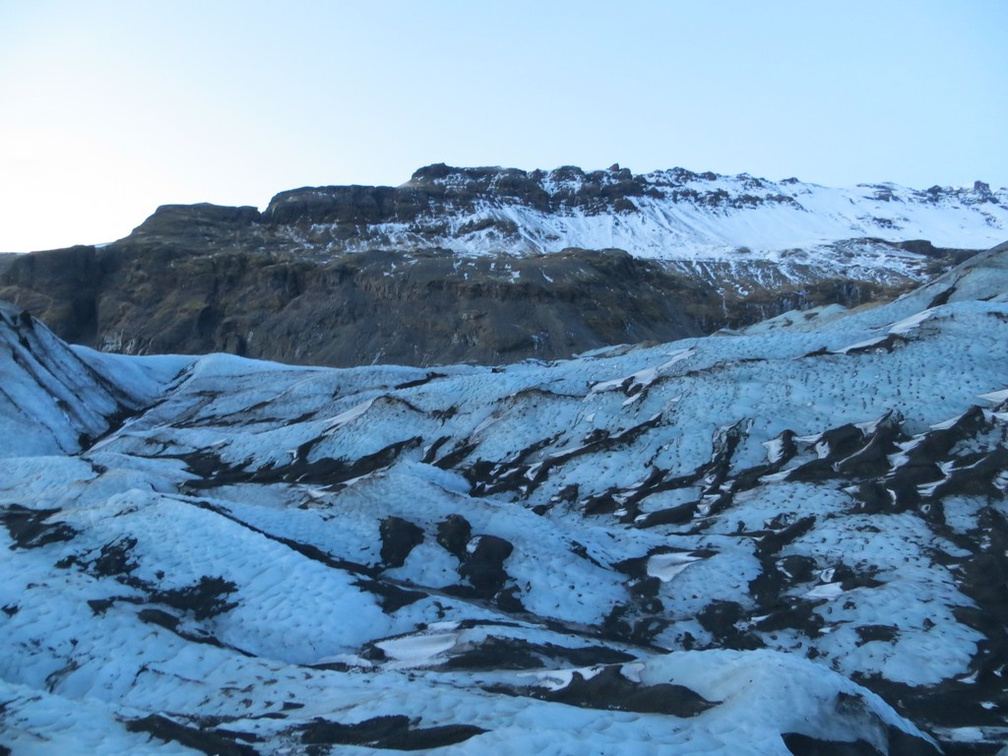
1,0 -> 1006,253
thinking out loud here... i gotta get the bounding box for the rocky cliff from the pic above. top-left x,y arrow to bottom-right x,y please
0,244 -> 714,366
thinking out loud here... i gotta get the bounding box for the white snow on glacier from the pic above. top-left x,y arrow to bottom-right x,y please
1,244 -> 1008,753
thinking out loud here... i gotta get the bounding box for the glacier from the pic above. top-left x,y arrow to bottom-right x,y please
1,244 -> 1008,753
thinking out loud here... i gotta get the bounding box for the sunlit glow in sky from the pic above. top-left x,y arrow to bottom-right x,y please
1,0 -> 1006,252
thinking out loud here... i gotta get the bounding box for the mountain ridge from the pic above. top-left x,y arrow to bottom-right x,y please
0,164 -> 1002,368
143,163 -> 1008,261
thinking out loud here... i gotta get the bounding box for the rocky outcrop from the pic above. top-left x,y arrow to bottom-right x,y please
263,164 -> 657,225
0,244 -> 713,366
1,239 -> 973,367
0,245 -> 105,344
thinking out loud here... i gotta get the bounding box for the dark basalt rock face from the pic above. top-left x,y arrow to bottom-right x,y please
0,244 -> 709,367
0,245 -> 105,344
262,163 -> 657,225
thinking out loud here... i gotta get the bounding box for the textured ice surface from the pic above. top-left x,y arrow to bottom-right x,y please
3,247 -> 1008,753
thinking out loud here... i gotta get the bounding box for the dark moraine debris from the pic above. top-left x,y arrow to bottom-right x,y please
432,440 -> 479,470
754,600 -> 825,637
493,585 -> 526,613
298,714 -> 486,751
125,714 -> 259,756
783,733 -> 883,756
278,436 -> 424,488
150,576 -> 239,621
556,644 -> 637,667
393,371 -> 447,390
568,539 -> 602,567
885,727 -> 942,756
766,429 -> 799,465
857,669 -> 1008,753
958,507 -> 1008,624
527,665 -> 718,717
181,437 -> 422,489
757,516 -> 817,556
379,516 -> 424,568
441,635 -> 636,671
468,414 -> 665,500
854,625 -> 899,647
835,416 -> 906,478
353,579 -> 427,613
135,607 -> 237,652
783,727 -> 940,756
420,435 -> 451,464
0,505 -> 78,548
779,554 -> 818,583
911,406 -> 989,462
696,600 -> 765,650
458,535 -> 514,597
830,563 -> 884,591
86,598 -> 113,615
786,457 -> 839,484
91,536 -> 139,577
612,552 -> 653,578
849,481 -> 901,515
137,608 -> 181,632
696,600 -> 745,636
700,418 -> 749,488
581,489 -> 622,516
926,446 -> 1008,500
628,576 -> 662,603
440,636 -> 545,671
435,514 -> 472,560
634,501 -> 699,528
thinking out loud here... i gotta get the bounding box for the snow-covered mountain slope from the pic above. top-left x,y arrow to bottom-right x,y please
4,165 -> 1002,369
2,245 -> 1008,754
264,164 -> 1008,264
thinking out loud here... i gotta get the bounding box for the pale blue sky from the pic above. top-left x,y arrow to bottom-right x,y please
1,0 -> 1006,252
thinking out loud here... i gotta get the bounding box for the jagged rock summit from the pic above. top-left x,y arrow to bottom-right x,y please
1,164 -> 1004,367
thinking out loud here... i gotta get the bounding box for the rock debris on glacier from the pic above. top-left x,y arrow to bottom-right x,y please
2,244 -> 1008,753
